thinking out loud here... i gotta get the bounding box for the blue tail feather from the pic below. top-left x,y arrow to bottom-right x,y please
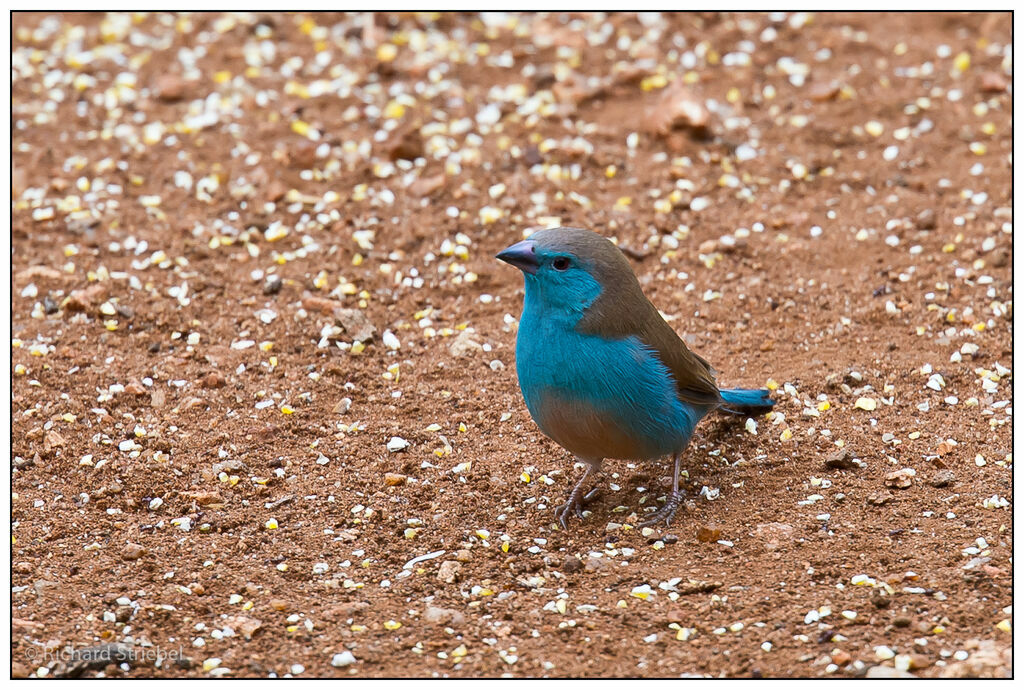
718,387 -> 774,415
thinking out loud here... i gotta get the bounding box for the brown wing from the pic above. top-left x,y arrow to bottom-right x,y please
632,306 -> 722,406
582,295 -> 723,406
567,249 -> 721,405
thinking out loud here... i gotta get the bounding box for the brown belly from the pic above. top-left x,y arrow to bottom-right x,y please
533,393 -> 642,461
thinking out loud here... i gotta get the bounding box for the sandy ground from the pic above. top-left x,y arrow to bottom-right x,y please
11,12 -> 1012,678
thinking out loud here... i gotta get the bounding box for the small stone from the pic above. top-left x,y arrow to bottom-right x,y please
871,588 -> 891,608
893,616 -> 913,627
334,308 -> 376,343
263,276 -> 283,295
854,397 -> 877,411
224,615 -> 262,640
268,599 -> 288,612
885,468 -> 915,489
665,607 -> 687,623
386,437 -> 410,453
155,73 -> 189,102
808,80 -> 841,101
754,522 -> 794,551
562,555 -> 583,573
384,473 -> 407,486
388,129 -> 424,162
64,285 -> 107,312
866,666 -> 916,678
436,560 -> 462,584
287,140 -> 318,169
908,654 -> 932,670
150,389 -> 166,409
824,448 -> 858,470
928,470 -> 956,488
584,556 -> 609,573
423,606 -> 465,626
212,459 -> 246,475
33,579 -> 60,597
831,650 -> 852,666
448,330 -> 483,358
332,398 -> 352,415
980,71 -> 1008,93
916,208 -> 937,230
409,173 -> 446,197
696,525 -> 721,543
989,248 -> 1009,268
43,430 -> 66,454
454,549 -> 472,563
201,371 -> 226,389
122,543 -> 146,561
867,494 -> 894,506
331,651 -> 357,668
124,382 -> 147,396
15,265 -> 63,283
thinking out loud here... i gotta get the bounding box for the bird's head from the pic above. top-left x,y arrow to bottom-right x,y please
496,227 -> 642,323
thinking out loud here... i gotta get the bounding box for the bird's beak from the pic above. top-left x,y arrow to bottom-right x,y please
495,239 -> 539,275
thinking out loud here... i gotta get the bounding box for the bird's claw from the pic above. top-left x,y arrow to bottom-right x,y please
554,488 -> 600,529
638,490 -> 685,528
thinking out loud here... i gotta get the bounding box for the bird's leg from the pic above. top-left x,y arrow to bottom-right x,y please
639,452 -> 686,528
554,459 -> 602,530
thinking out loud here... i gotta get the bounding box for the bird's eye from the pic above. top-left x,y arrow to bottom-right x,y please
552,257 -> 570,271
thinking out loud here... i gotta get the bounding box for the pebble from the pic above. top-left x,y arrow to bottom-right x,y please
384,472 -> 407,486
154,73 -> 189,102
755,522 -> 795,551
884,468 -> 915,489
201,371 -> 226,389
262,275 -> 283,295
916,208 -> 937,230
448,330 -> 483,358
823,448 -> 858,470
63,284 -> 107,313
223,615 -> 262,640
436,560 -> 462,584
562,555 -> 583,573
43,430 -> 66,454
866,665 -> 916,678
423,606 -> 465,626
980,71 -> 1008,92
333,307 -> 377,343
831,650 -> 852,666
330,651 -> 357,668
928,470 -> 956,488
871,589 -> 891,609
696,525 -> 721,543
854,397 -> 877,411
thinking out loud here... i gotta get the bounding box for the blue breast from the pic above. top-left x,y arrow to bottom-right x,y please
516,301 -> 708,461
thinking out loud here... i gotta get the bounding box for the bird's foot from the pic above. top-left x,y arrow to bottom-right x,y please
553,488 -> 599,530
638,489 -> 686,528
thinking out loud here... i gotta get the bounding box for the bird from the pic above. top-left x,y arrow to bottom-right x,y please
496,227 -> 774,529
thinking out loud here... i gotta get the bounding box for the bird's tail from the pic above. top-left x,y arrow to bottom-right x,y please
718,387 -> 774,416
